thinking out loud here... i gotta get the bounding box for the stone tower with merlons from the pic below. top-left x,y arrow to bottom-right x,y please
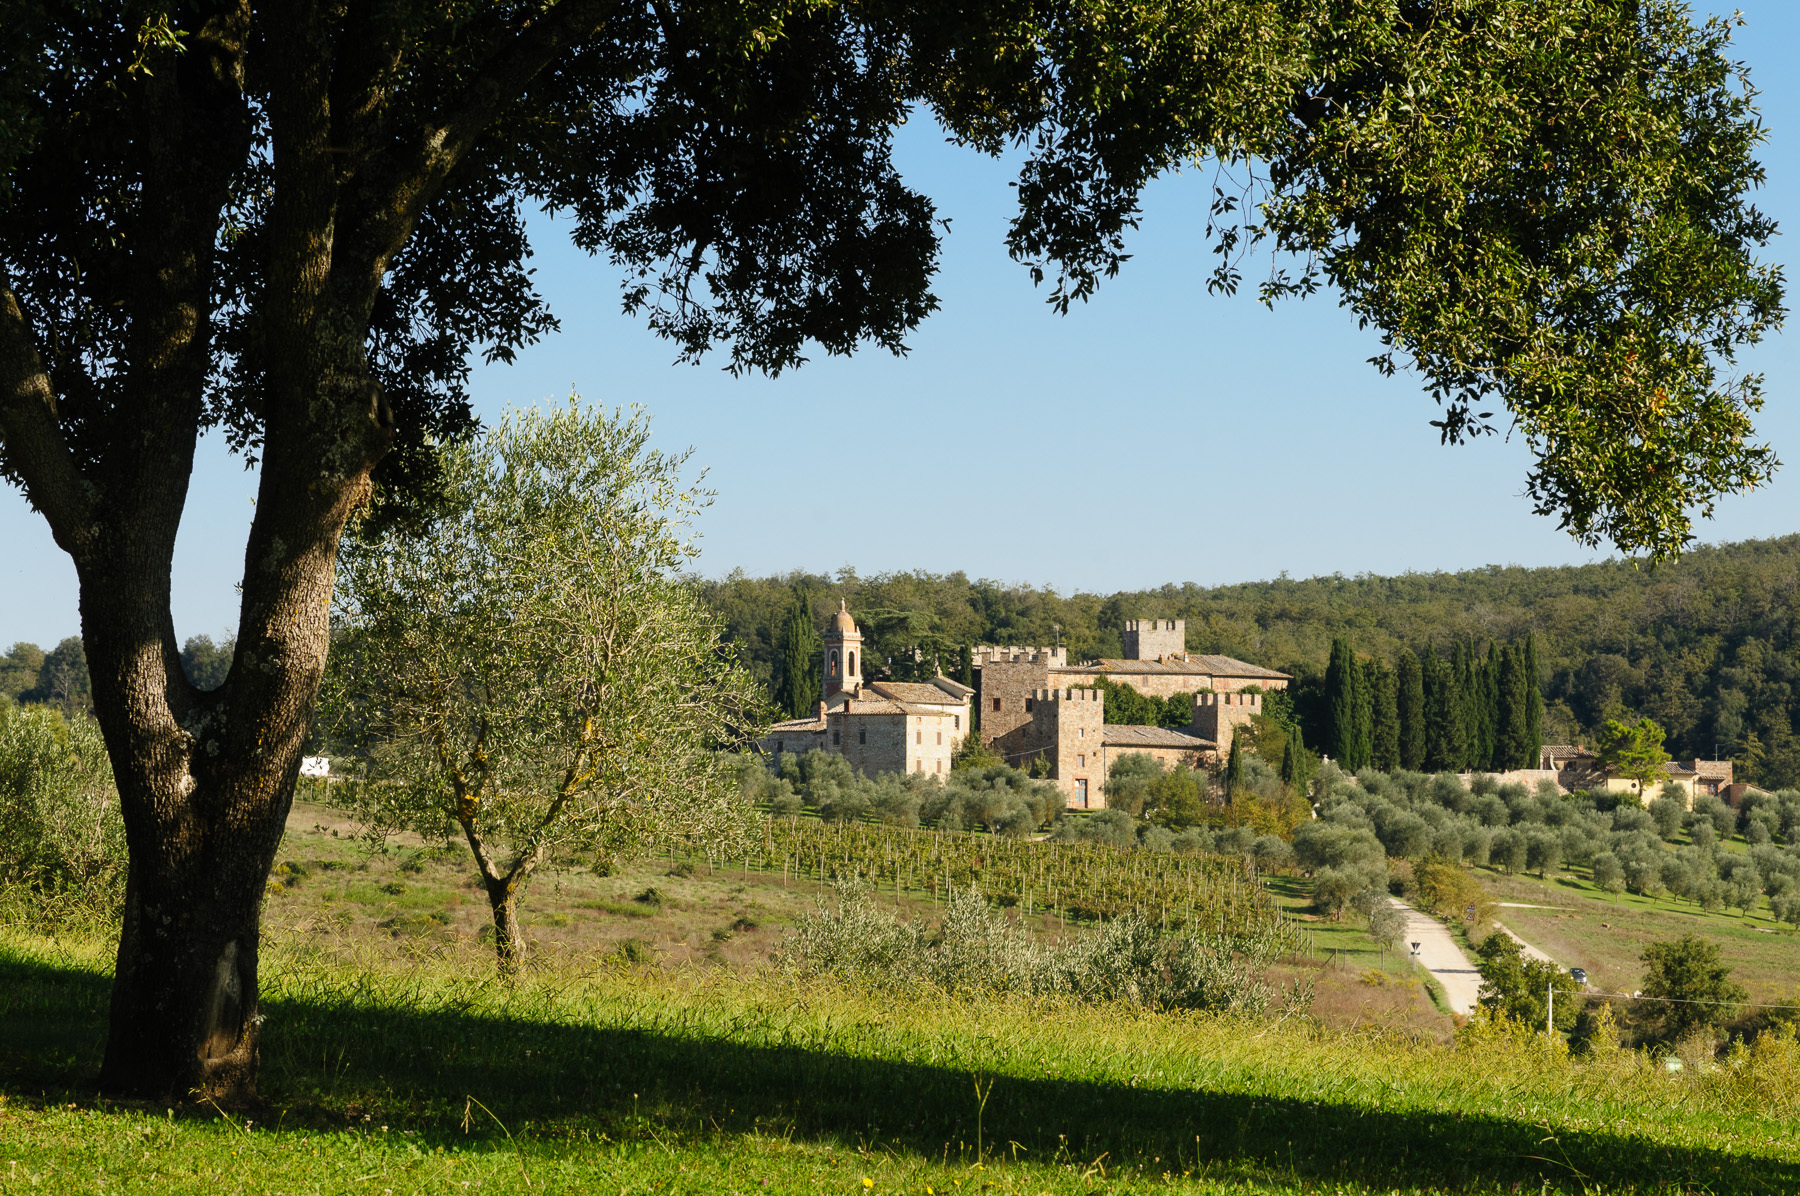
822,599 -> 863,699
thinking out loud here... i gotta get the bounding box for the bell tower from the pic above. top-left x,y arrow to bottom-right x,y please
823,599 -> 863,699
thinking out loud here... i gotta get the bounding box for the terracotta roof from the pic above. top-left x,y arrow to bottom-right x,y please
1664,760 -> 1698,776
765,717 -> 825,735
832,599 -> 858,634
826,694 -> 905,715
1062,655 -> 1289,680
867,681 -> 969,705
1102,724 -> 1216,750
1693,760 -> 1733,779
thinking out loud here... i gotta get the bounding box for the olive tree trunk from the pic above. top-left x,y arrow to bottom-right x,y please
82,359 -> 387,1103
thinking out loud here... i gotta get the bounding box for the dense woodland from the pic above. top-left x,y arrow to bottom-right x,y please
700,535 -> 1800,788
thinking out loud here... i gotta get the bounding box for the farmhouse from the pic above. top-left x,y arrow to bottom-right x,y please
1535,744 -> 1733,807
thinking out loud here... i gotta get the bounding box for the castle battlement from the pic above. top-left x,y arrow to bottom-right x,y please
1028,686 -> 1102,703
975,645 -> 1068,668
1122,618 -> 1185,661
1195,690 -> 1259,708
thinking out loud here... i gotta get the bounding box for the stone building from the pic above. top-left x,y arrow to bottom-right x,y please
1532,744 -> 1733,807
760,602 -> 974,777
977,619 -> 1289,809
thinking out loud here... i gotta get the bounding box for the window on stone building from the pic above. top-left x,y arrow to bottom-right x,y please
916,730 -> 922,745
1078,753 -> 1085,767
829,649 -> 839,677
859,730 -> 866,744
954,715 -> 960,730
936,732 -> 942,745
1075,778 -> 1088,807
992,698 -> 1001,712
776,740 -> 783,753
848,651 -> 856,675
937,759 -> 943,772
1078,727 -> 1084,739
832,730 -> 841,745
1024,698 -> 1034,712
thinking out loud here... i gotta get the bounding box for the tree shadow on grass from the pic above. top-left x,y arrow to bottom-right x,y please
2,948 -> 1795,1192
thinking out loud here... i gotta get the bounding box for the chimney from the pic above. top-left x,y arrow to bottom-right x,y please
816,700 -> 826,721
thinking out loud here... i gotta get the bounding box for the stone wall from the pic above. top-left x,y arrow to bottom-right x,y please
1035,687 -> 1106,808
978,656 -> 1055,751
1190,689 -> 1264,756
823,710 -> 907,776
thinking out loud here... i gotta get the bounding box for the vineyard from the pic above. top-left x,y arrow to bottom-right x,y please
683,815 -> 1302,948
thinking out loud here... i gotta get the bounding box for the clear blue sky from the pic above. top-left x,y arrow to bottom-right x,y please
6,5 -> 1800,649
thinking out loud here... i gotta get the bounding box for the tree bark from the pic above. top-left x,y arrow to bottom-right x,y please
487,879 -> 527,976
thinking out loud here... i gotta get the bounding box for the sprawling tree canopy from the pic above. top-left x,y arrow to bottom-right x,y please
0,0 -> 1782,1101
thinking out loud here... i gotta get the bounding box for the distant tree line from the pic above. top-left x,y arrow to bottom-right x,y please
1322,635 -> 1543,773
1,634 -> 233,715
703,535 -> 1800,785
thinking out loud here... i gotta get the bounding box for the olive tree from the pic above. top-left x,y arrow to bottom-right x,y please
326,402 -> 763,972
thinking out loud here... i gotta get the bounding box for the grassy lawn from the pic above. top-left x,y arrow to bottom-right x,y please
8,809 -> 1798,1193
5,926 -> 1800,1196
1471,866 -> 1800,1001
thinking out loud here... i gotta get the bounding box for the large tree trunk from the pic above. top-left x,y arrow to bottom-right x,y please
85,413 -> 372,1101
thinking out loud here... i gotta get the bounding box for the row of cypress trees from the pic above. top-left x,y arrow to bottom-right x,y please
1324,635 -> 1543,774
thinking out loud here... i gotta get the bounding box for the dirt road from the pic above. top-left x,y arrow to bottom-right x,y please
1388,897 -> 1482,1015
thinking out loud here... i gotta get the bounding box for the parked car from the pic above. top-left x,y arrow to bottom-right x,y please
1569,967 -> 1588,985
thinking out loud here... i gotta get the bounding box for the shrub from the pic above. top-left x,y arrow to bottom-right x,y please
0,698 -> 124,916
1413,854 -> 1494,924
1634,933 -> 1747,1046
1474,933 -> 1578,1032
779,879 -> 1294,1014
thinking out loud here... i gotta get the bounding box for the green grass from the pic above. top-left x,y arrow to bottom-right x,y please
4,929 -> 1800,1194
1475,866 -> 1800,1001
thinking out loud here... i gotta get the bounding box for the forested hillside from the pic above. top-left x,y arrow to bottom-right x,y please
699,535 -> 1800,787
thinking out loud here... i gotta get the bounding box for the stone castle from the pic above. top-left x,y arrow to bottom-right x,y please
978,619 -> 1289,808
760,611 -> 1289,810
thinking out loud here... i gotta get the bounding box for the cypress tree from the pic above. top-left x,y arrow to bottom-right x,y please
1396,648 -> 1426,770
1479,643 -> 1502,770
774,591 -> 822,718
1282,725 -> 1315,796
1225,737 -> 1245,800
1324,638 -> 1355,766
1352,655 -> 1375,771
958,643 -> 974,688
1371,659 -> 1400,772
1525,632 -> 1544,764
1424,645 -> 1468,772
1455,644 -> 1482,771
1496,643 -> 1531,769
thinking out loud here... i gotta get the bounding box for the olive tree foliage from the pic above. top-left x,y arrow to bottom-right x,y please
325,402 -> 764,972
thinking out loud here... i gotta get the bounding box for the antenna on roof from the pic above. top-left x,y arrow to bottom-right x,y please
1053,623 -> 1061,650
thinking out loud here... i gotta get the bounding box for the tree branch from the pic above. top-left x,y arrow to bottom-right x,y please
0,285 -> 96,561
343,0 -> 620,283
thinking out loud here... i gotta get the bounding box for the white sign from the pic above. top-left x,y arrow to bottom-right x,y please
299,757 -> 330,778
